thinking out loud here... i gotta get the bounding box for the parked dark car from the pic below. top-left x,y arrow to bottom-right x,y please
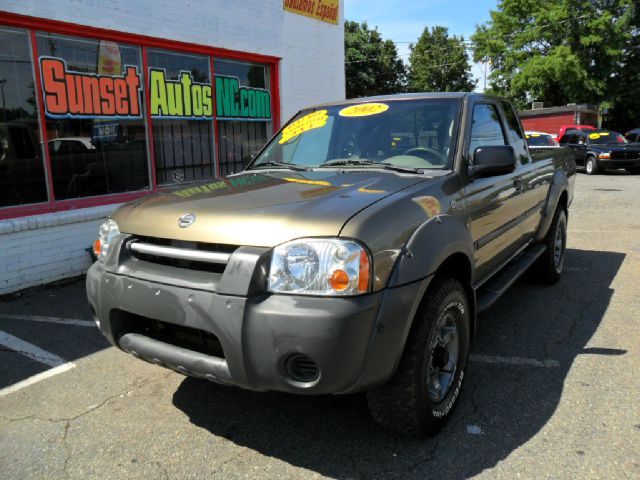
559,129 -> 640,175
625,128 -> 640,143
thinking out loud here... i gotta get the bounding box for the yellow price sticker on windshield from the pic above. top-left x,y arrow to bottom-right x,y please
589,133 -> 600,139
279,110 -> 328,144
339,103 -> 389,117
531,134 -> 541,137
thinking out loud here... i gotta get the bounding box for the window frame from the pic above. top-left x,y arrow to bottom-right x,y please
465,101 -> 508,164
0,11 -> 281,220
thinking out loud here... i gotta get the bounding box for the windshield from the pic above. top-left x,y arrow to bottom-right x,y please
250,99 -> 461,171
526,133 -> 558,147
588,131 -> 627,145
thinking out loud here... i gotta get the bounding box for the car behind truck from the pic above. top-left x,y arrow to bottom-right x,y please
87,93 -> 575,435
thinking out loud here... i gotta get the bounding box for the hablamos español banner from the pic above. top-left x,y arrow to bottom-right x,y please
283,0 -> 339,25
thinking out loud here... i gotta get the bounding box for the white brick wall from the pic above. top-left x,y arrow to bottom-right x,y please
281,5 -> 345,120
0,1 -> 345,294
0,205 -> 119,295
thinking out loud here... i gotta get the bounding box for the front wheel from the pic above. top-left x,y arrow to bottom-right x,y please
366,277 -> 470,436
585,156 -> 599,175
626,167 -> 640,175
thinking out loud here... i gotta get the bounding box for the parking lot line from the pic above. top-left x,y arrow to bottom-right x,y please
0,314 -> 95,327
0,329 -> 69,367
470,353 -> 560,368
0,362 -> 75,397
0,329 -> 77,397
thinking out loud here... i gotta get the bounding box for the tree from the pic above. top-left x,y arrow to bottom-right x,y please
606,2 -> 640,131
471,0 -> 634,113
408,26 -> 476,93
344,20 -> 406,99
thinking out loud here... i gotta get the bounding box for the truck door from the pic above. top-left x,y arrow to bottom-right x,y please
463,102 -> 526,281
575,133 -> 588,166
499,100 -> 545,241
562,133 -> 585,166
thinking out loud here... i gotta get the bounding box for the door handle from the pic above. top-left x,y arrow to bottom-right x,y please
513,178 -> 523,191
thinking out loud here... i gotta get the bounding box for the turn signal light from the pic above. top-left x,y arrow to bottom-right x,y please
358,250 -> 370,292
329,269 -> 350,291
93,238 -> 102,257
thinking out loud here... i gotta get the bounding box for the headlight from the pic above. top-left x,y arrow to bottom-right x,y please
598,152 -> 611,159
93,219 -> 120,262
268,238 -> 371,296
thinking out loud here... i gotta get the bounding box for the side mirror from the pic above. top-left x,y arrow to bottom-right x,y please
467,145 -> 516,179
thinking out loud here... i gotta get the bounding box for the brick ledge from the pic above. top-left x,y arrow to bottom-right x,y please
0,205 -> 121,235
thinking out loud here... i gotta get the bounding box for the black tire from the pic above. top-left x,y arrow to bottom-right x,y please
626,167 -> 640,175
585,155 -> 599,175
366,277 -> 470,436
531,208 -> 567,284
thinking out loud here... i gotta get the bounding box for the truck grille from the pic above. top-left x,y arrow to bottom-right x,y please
127,236 -> 237,274
611,151 -> 640,160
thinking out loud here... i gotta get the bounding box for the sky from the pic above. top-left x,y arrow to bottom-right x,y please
344,0 -> 499,91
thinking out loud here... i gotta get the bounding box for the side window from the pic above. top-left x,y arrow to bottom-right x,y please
468,103 -> 507,161
501,101 -> 528,164
561,134 -> 575,145
578,134 -> 586,145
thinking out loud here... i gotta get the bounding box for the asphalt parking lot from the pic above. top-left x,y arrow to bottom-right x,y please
1,171 -> 639,479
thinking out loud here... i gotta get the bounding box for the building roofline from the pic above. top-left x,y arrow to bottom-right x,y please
519,104 -> 599,117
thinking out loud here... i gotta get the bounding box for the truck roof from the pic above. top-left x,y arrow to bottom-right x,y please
308,92 -> 501,110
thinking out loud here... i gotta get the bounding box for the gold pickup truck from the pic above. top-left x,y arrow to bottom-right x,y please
87,93 -> 575,435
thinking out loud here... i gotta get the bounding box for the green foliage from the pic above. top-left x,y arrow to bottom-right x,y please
344,20 -> 407,99
471,0 -> 635,117
408,26 -> 476,92
606,3 -> 640,131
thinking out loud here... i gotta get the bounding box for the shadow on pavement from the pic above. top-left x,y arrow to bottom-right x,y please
173,248 -> 625,479
0,277 -> 109,389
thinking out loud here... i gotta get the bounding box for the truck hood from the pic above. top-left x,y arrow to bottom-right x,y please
112,169 -> 429,246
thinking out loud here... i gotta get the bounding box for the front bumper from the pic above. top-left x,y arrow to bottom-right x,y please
86,250 -> 429,395
599,157 -> 640,169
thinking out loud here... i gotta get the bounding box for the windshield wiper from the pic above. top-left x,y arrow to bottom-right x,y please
250,161 -> 311,171
319,159 -> 422,174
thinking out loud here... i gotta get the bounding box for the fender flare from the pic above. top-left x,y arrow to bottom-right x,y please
535,169 -> 568,242
387,214 -> 475,288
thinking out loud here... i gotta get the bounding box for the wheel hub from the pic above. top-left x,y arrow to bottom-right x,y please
431,345 -> 449,369
426,311 -> 460,403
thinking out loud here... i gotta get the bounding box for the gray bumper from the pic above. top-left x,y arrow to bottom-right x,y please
86,261 -> 430,395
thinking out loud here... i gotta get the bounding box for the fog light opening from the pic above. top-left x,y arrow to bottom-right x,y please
285,354 -> 320,383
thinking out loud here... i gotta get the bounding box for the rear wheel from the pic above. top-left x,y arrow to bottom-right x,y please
366,278 -> 470,436
531,207 -> 567,284
585,156 -> 599,175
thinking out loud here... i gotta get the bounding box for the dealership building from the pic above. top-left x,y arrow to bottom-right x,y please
0,1 -> 345,294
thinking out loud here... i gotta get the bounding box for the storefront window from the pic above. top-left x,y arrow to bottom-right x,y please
147,49 -> 215,185
214,59 -> 272,175
36,33 -> 149,200
0,27 -> 48,208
